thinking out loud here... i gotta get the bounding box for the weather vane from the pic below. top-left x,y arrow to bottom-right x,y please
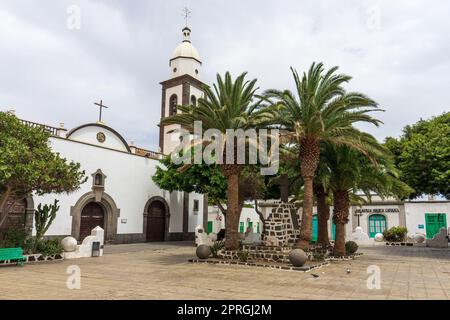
182,7 -> 191,27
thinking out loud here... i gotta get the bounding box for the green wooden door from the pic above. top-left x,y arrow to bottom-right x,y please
239,222 -> 244,233
312,215 -> 318,242
207,221 -> 213,234
247,221 -> 253,233
368,214 -> 387,238
425,213 -> 447,239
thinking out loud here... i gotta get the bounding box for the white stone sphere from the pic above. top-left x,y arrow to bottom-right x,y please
209,233 -> 218,242
414,233 -> 425,243
374,233 -> 384,242
61,236 -> 78,252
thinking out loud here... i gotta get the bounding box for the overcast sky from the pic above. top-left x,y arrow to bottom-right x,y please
1,0 -> 449,150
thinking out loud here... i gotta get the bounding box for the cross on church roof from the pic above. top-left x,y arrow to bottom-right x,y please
182,7 -> 191,27
94,100 -> 108,123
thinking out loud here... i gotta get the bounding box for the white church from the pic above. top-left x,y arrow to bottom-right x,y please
4,26 -> 211,244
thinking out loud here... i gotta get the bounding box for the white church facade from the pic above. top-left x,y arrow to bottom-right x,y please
6,26 -> 209,244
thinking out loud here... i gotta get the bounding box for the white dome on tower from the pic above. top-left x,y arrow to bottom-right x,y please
172,42 -> 201,61
169,27 -> 202,79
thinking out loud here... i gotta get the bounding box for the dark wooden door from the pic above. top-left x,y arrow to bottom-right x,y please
0,198 -> 26,240
146,201 -> 166,242
80,202 -> 104,241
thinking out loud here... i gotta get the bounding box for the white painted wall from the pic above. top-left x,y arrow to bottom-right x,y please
405,202 -> 450,237
170,57 -> 201,79
33,132 -> 202,237
68,125 -> 129,152
207,205 -> 262,234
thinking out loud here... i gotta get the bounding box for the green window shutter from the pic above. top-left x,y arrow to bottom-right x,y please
368,214 -> 387,238
332,222 -> 336,240
207,221 -> 213,234
311,215 -> 318,242
257,222 -> 260,234
239,222 -> 244,233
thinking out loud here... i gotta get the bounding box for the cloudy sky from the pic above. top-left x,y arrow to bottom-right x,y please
1,0 -> 449,150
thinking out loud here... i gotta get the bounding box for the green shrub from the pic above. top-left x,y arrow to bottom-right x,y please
237,250 -> 249,262
35,239 -> 63,256
383,227 -> 408,242
0,228 -> 27,248
210,240 -> 225,258
345,241 -> 359,255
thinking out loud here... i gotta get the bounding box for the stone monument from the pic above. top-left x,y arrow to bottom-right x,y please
426,227 -> 449,248
195,225 -> 214,246
263,202 -> 301,246
63,226 -> 104,259
348,227 -> 372,245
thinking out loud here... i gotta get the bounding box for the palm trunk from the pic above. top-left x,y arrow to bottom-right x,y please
297,176 -> 314,249
333,190 -> 350,256
296,138 -> 320,250
224,173 -> 240,250
254,199 -> 266,237
315,184 -> 330,247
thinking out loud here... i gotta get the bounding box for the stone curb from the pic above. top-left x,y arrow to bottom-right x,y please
188,258 -> 330,272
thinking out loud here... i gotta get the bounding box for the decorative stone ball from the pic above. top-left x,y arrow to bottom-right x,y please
196,245 -> 211,259
289,249 -> 307,267
61,236 -> 77,252
374,233 -> 384,242
414,233 -> 425,243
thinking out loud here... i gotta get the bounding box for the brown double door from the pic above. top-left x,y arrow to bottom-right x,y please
0,198 -> 26,240
80,202 -> 105,241
146,201 -> 166,242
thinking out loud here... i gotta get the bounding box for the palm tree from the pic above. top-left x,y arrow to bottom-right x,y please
160,72 -> 272,250
264,62 -> 383,249
323,143 -> 414,256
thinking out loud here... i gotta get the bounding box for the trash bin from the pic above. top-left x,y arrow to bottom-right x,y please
92,241 -> 101,257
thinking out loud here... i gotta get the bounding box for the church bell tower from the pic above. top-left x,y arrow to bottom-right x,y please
159,25 -> 206,155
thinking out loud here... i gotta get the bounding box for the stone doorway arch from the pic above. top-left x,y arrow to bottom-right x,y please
70,192 -> 120,242
143,196 -> 170,242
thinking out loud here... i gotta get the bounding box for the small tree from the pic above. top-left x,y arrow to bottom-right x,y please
33,200 -> 60,251
0,112 -> 86,229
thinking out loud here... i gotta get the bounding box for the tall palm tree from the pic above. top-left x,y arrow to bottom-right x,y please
264,62 -> 383,249
160,72 -> 272,250
323,143 -> 414,256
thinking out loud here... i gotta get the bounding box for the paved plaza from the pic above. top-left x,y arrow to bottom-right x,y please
0,243 -> 449,300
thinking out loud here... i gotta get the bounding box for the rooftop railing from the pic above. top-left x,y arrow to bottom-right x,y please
19,119 -> 62,136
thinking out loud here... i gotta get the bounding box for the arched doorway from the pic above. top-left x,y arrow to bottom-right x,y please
71,192 -> 120,243
79,202 -> 105,241
146,200 -> 166,242
368,214 -> 387,238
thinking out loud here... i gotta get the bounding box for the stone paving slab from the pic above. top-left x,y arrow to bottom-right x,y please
0,243 -> 449,300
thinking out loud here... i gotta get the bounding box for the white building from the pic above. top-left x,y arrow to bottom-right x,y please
207,206 -> 263,236
257,196 -> 450,241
